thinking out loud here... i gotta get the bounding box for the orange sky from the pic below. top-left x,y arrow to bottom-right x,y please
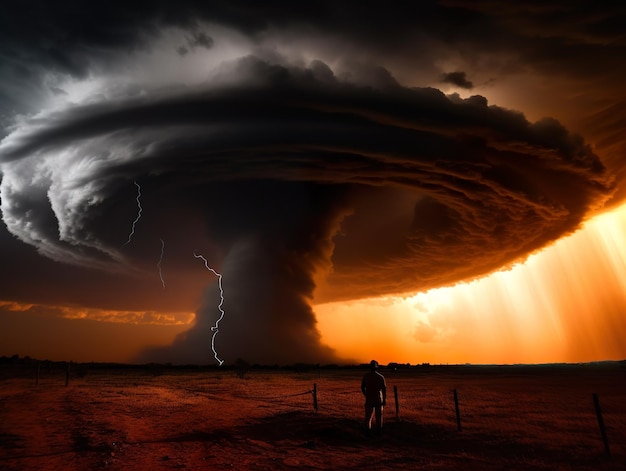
0,307 -> 191,363
317,203 -> 626,365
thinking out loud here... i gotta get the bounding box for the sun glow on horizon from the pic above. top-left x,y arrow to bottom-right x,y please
0,300 -> 195,326
316,204 -> 626,365
0,302 -> 194,363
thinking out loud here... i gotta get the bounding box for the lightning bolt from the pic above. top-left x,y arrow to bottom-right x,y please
124,181 -> 142,245
157,238 -> 166,288
193,252 -> 225,366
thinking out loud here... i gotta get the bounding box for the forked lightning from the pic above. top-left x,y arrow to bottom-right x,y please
124,181 -> 143,245
194,252 -> 226,366
157,238 -> 166,288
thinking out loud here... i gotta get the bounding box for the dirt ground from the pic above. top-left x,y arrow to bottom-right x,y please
1,362 -> 625,470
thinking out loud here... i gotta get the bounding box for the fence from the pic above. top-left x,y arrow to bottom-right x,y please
13,363 -> 624,459
221,368 -> 621,460
219,369 -> 619,459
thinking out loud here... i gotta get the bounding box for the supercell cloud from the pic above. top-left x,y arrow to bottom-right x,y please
0,1 -> 617,364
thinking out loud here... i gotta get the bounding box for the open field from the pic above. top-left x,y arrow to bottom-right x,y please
1,362 -> 625,470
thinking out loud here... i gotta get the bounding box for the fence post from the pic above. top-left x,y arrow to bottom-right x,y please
312,383 -> 318,412
592,393 -> 611,457
394,385 -> 399,421
65,362 -> 70,387
453,389 -> 462,431
35,361 -> 40,386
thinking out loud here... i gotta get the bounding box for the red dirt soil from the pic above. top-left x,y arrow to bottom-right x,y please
1,363 -> 625,470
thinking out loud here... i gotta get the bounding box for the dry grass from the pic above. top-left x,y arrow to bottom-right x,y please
1,363 -> 625,470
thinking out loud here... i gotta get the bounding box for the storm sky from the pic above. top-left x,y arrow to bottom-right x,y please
1,1 -> 625,365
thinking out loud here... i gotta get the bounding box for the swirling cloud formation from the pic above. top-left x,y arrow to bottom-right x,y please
0,1 -> 618,364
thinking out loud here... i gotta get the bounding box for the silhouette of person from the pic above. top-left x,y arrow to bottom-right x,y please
361,359 -> 387,436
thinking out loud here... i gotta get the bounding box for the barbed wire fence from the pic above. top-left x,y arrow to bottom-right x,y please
12,362 -> 623,458
221,370 -> 621,459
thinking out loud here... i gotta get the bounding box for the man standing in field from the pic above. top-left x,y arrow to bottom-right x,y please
361,360 -> 387,436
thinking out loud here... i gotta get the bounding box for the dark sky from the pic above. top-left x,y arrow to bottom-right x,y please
1,1 -> 625,364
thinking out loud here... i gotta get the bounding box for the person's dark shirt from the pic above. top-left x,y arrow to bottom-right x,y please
361,371 -> 386,405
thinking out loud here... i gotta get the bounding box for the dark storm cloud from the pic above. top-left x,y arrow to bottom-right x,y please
0,0 -> 499,138
1,1 -> 623,80
178,31 -> 214,56
1,57 -> 612,294
0,1 -> 622,364
441,71 -> 473,89
2,1 -> 624,137
187,31 -> 214,50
